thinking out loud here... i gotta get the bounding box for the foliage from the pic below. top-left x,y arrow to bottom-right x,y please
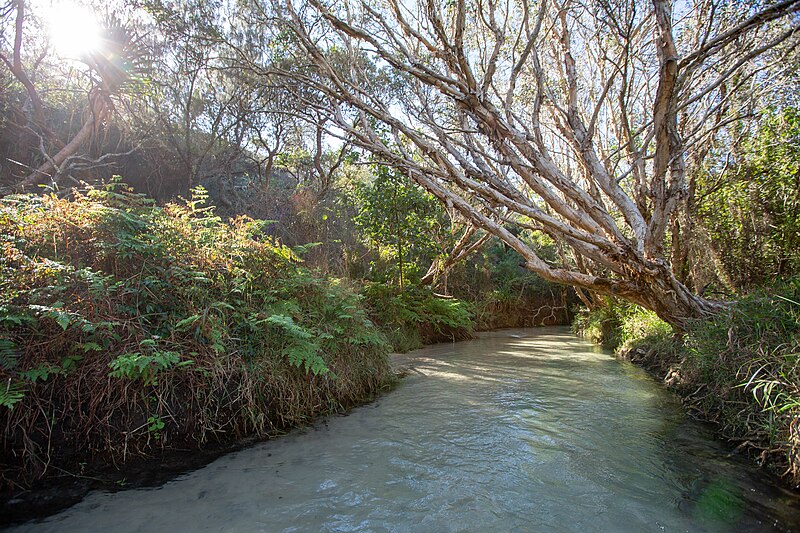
573,302 -> 629,350
464,239 -> 570,329
0,182 -> 391,489
696,107 -> 800,289
361,282 -> 474,352
352,166 -> 449,285
577,280 -> 800,486
682,281 -> 800,484
618,307 -> 673,352
108,345 -> 191,386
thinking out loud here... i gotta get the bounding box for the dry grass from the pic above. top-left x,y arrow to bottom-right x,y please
1,184 -> 392,490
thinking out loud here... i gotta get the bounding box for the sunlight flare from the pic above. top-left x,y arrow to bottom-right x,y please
43,2 -> 102,58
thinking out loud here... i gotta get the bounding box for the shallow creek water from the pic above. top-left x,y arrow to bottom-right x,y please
12,327 -> 800,532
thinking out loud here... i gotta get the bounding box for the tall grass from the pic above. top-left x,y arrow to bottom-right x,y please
0,182 -> 392,489
683,281 -> 800,484
575,283 -> 800,487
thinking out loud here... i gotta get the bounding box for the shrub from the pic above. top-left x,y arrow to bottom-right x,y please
361,282 -> 473,352
572,302 -> 628,349
0,182 -> 392,489
682,280 -> 800,483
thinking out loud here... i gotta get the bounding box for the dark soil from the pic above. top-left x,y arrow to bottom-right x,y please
0,435 -> 263,527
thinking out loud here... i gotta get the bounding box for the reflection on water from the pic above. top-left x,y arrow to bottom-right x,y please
13,327 -> 800,532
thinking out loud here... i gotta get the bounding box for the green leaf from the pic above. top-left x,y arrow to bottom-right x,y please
61,354 -> 84,372
19,365 -> 54,382
175,314 -> 201,331
0,339 -> 18,370
0,380 -> 26,409
54,312 -> 71,331
81,342 -> 102,352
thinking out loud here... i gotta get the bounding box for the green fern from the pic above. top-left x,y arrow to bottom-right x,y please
0,339 -> 18,370
109,344 -> 193,386
0,379 -> 25,409
266,314 -> 329,375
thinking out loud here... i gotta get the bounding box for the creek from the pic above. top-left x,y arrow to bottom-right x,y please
12,328 -> 800,532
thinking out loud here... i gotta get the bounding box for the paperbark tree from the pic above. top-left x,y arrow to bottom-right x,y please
266,0 -> 800,328
1,1 -> 144,191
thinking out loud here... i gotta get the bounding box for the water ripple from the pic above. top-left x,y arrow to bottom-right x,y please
12,327 -> 800,533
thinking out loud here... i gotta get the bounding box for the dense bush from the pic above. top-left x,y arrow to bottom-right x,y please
682,281 -> 800,484
453,241 -> 574,330
691,107 -> 800,291
571,300 -> 666,350
572,303 -> 627,349
0,183 -> 392,488
352,166 -> 449,286
361,282 -> 474,352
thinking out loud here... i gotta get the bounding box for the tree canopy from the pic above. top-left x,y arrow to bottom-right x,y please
256,0 -> 800,326
2,0 -> 800,326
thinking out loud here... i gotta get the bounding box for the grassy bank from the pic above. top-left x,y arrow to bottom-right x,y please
0,184 -> 394,492
574,285 -> 800,487
358,279 -> 572,353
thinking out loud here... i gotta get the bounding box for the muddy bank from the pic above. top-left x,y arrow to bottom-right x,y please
0,379 -> 400,528
1,436 -> 257,526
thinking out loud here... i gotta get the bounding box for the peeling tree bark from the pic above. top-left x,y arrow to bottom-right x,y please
268,0 -> 800,328
420,227 -> 492,286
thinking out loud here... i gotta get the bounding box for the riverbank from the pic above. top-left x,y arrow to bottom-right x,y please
0,186 -> 494,525
12,328 -> 800,532
1,324 -> 514,526
0,188 -> 400,524
1,333 -> 459,526
573,289 -> 800,490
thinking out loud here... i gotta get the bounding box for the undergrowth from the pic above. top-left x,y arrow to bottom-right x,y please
682,282 -> 800,485
0,182 -> 392,490
361,282 -> 474,352
574,283 -> 800,487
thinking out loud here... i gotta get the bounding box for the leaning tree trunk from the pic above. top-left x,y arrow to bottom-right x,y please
19,89 -> 111,192
587,260 -> 726,330
274,0 -> 797,328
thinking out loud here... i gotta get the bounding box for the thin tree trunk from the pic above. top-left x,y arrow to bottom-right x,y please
19,91 -> 110,191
